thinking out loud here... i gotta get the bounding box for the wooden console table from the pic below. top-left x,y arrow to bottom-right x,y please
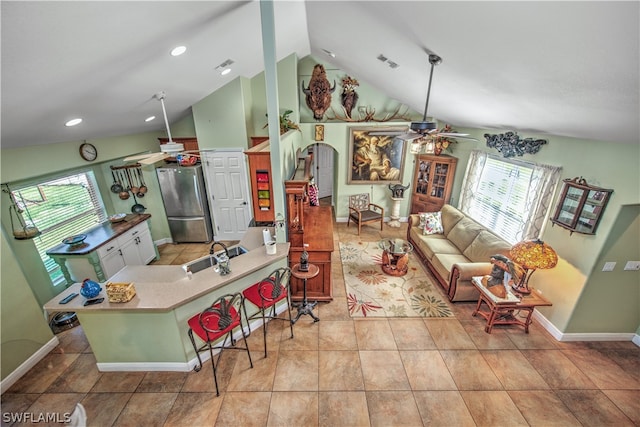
471,276 -> 552,333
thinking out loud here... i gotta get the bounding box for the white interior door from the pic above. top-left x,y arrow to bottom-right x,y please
201,150 -> 252,241
314,143 -> 334,199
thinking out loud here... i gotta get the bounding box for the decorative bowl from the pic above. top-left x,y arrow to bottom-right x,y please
80,278 -> 102,298
109,213 -> 127,223
62,234 -> 87,246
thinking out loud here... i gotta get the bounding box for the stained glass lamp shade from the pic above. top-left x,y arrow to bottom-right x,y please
510,239 -> 558,294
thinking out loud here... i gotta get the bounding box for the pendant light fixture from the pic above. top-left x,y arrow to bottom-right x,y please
155,91 -> 184,154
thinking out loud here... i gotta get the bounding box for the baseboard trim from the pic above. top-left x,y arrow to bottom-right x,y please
97,304 -> 288,372
533,310 -> 639,346
1,336 -> 60,394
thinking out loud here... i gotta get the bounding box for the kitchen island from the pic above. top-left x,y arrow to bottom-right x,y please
43,234 -> 289,372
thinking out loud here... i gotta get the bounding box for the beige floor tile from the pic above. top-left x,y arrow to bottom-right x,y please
50,326 -> 91,354
388,318 -> 437,350
90,371 -> 145,393
506,324 -> 559,349
227,351 -> 278,392
562,348 -> 640,389
366,390 -> 423,427
601,389 -> 640,425
280,319 -> 318,351
18,392 -> 84,424
413,390 -> 476,426
317,297 -> 351,320
319,391 -> 370,427
136,371 -> 188,393
246,319 -> 286,357
400,350 -> 457,390
440,350 -> 503,390
319,350 -> 364,391
267,391 -> 318,427
0,393 -> 40,418
460,319 -> 518,350
555,389 -> 636,426
215,391 -> 271,427
7,353 -> 79,393
318,320 -> 358,350
164,392 -> 224,427
424,318 -> 477,349
359,350 -> 410,390
460,390 -> 529,426
508,390 -> 581,426
272,350 -> 318,391
482,349 -> 550,390
80,392 -> 133,427
47,353 -> 102,393
521,349 -> 596,389
354,319 -> 397,350
598,348 -> 640,383
113,392 -> 178,426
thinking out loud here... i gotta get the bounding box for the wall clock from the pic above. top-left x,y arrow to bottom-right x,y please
79,142 -> 97,162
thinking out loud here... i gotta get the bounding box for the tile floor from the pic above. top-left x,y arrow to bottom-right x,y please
2,219 -> 639,426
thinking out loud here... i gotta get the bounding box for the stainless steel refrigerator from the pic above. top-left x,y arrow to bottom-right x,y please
156,164 -> 213,243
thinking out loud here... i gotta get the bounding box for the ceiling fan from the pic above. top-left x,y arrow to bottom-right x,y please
124,91 -> 200,165
371,54 -> 477,144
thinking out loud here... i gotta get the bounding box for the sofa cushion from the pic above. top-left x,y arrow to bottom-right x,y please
422,212 -> 444,235
418,235 -> 460,260
441,204 -> 465,236
447,217 -> 486,252
431,253 -> 470,283
463,231 -> 513,263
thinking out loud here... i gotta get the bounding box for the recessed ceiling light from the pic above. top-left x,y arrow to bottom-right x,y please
145,116 -> 156,122
220,68 -> 231,76
65,118 -> 82,127
170,46 -> 187,56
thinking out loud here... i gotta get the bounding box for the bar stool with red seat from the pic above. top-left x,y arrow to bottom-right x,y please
242,267 -> 294,358
187,292 -> 253,396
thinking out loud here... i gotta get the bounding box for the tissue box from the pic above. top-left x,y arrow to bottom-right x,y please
106,282 -> 136,303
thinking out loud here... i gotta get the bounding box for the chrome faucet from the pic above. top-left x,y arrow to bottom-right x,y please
209,241 -> 231,275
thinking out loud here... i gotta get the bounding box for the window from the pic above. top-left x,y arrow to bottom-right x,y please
458,151 -> 562,244
11,171 -> 107,285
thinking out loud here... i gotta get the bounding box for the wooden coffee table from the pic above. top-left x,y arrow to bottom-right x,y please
471,276 -> 552,333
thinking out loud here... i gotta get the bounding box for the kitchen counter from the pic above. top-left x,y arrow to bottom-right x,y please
42,230 -> 289,372
46,214 -> 151,256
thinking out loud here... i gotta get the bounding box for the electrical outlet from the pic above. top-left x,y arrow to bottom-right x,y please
623,261 -> 640,271
602,262 -> 616,272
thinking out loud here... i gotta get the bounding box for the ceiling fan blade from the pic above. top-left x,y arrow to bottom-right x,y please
437,132 -> 471,137
123,153 -> 155,161
136,153 -> 169,165
369,130 -> 408,136
396,133 -> 424,141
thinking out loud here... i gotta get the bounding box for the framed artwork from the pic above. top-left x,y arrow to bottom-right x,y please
348,127 -> 407,184
314,124 -> 324,141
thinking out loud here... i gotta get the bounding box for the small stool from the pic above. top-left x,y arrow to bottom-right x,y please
291,263 -> 320,323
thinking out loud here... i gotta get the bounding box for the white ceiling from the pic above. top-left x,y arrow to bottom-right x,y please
2,1 -> 638,149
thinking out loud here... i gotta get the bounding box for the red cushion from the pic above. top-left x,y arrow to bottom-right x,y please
188,306 -> 240,342
243,279 -> 287,309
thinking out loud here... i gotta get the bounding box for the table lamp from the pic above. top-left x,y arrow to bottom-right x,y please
509,239 -> 558,294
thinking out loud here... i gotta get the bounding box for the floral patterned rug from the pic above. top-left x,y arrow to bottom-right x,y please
340,241 -> 454,318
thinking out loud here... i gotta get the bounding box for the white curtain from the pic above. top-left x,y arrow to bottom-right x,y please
459,150 -> 562,242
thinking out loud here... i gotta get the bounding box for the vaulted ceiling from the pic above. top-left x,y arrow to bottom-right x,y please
2,1 -> 638,149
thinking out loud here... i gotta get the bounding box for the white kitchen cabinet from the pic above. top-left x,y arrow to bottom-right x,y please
49,218 -> 157,285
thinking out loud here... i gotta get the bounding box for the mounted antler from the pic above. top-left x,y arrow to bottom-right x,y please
326,104 -> 413,123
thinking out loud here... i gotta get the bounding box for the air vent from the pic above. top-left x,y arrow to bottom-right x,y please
377,54 -> 388,62
377,54 -> 399,69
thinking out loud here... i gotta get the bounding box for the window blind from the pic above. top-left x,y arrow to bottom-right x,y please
12,171 -> 107,285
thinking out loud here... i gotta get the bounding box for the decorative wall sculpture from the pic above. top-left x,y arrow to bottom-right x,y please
484,131 -> 548,158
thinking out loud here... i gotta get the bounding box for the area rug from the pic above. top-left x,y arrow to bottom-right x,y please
340,241 -> 454,318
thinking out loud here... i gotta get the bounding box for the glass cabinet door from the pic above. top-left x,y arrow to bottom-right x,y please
430,162 -> 450,199
551,177 -> 613,235
415,159 -> 431,195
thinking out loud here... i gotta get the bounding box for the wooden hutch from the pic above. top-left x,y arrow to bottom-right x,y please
245,142 -> 333,301
410,154 -> 458,213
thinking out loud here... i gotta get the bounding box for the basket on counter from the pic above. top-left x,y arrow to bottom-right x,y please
106,282 -> 136,303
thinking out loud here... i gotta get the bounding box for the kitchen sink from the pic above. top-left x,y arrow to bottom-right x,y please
182,256 -> 217,275
183,245 -> 248,275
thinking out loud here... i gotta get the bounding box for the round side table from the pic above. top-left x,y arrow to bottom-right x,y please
291,263 -> 320,323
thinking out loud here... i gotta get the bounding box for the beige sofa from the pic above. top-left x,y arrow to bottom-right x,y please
407,204 -> 513,302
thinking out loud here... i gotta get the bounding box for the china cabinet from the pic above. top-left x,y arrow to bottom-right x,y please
410,154 -> 458,213
550,177 -> 613,235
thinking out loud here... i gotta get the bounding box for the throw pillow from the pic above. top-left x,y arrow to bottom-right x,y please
422,211 -> 444,235
418,212 -> 429,228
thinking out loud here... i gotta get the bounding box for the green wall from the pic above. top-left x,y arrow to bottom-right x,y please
2,52 -> 639,382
